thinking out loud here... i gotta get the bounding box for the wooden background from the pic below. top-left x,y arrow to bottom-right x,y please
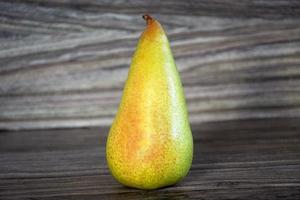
1,0 -> 300,130
1,1 -> 300,199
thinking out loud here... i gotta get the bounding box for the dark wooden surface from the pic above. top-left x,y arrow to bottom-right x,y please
1,119 -> 300,199
1,1 -> 300,130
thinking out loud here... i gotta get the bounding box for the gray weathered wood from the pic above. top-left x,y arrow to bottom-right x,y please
0,1 -> 300,130
1,120 -> 300,199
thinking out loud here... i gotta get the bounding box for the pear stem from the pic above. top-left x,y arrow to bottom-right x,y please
143,14 -> 154,25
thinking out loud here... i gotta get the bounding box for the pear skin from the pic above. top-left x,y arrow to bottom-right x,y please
106,15 -> 193,190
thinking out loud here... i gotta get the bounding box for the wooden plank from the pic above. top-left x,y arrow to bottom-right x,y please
1,120 -> 300,199
0,1 -> 300,130
3,0 -> 300,18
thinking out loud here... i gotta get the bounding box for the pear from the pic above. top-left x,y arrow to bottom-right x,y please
106,15 -> 193,190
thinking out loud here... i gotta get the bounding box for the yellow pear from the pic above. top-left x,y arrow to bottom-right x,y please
106,15 -> 193,190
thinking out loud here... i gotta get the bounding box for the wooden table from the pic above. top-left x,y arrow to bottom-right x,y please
1,1 -> 300,199
1,119 -> 300,199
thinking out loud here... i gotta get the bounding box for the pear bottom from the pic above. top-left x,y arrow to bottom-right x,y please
107,138 -> 193,190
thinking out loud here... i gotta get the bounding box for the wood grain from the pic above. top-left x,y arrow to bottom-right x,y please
0,1 -> 300,130
1,120 -> 300,199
